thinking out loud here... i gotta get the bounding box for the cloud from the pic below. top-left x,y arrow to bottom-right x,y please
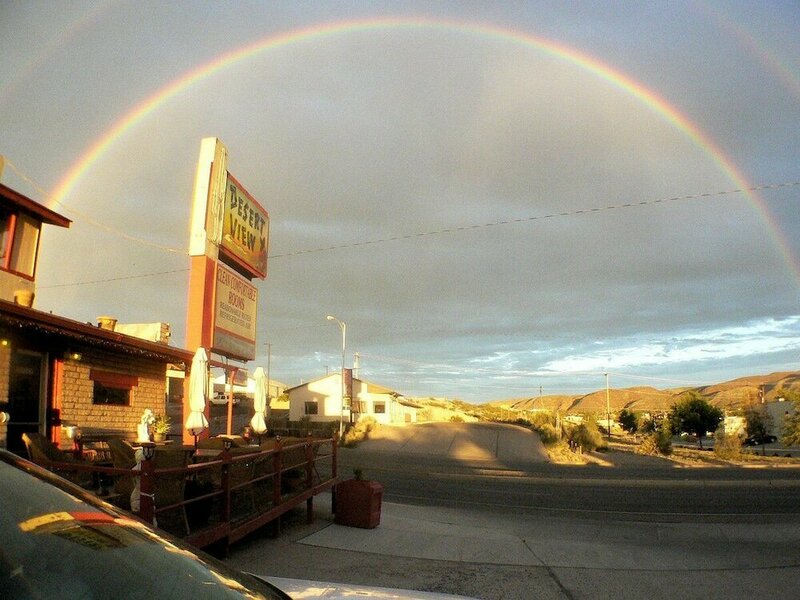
542,317 -> 800,374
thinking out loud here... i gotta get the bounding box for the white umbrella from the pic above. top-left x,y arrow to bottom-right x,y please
185,347 -> 209,446
250,366 -> 268,437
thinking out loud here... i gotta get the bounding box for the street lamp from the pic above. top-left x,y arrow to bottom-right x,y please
326,315 -> 346,440
605,372 -> 611,441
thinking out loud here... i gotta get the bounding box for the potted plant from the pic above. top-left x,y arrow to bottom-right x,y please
152,414 -> 171,442
334,468 -> 383,529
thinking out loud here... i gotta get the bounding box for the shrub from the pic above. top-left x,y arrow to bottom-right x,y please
529,411 -> 556,430
637,429 -> 672,456
450,415 -> 464,423
567,422 -> 605,452
537,423 -> 560,445
713,431 -> 743,460
341,417 -> 377,448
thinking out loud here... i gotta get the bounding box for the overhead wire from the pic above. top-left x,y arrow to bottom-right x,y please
4,156 -> 798,288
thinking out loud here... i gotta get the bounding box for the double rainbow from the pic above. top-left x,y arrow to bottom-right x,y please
45,17 -> 798,282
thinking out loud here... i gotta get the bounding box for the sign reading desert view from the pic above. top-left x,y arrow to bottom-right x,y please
222,173 -> 269,278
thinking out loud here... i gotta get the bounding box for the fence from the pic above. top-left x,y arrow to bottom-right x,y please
38,436 -> 338,551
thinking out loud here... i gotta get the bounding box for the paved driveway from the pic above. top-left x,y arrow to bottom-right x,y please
361,421 -> 549,464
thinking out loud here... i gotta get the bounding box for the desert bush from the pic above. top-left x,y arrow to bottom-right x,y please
537,423 -> 560,445
341,417 -> 377,447
567,421 -> 605,452
713,431 -> 743,460
450,415 -> 464,423
637,428 -> 672,456
529,411 -> 556,430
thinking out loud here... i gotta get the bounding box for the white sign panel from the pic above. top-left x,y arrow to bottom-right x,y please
213,263 -> 258,360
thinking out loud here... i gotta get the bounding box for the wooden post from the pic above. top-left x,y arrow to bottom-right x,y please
305,438 -> 314,524
331,436 -> 338,514
139,448 -> 156,526
220,446 -> 232,524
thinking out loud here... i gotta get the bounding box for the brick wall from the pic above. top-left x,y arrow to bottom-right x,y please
58,349 -> 168,445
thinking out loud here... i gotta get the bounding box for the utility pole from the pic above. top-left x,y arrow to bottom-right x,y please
605,373 -> 611,441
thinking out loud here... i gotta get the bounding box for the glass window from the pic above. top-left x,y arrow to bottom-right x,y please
374,402 -> 386,414
9,213 -> 40,277
91,370 -> 137,406
93,382 -> 130,406
304,402 -> 318,415
0,209 -> 11,261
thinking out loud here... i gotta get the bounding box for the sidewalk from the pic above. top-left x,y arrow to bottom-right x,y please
226,491 -> 800,600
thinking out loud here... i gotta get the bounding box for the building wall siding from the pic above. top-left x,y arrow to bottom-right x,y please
57,349 -> 167,447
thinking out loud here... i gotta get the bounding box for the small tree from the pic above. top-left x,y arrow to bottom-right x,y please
779,389 -> 800,447
744,405 -> 774,455
617,408 -> 638,434
668,392 -> 723,449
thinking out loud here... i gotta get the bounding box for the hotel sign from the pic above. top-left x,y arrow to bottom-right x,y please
221,173 -> 269,279
213,263 -> 258,360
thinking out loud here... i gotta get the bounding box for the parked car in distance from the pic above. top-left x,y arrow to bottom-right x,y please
744,435 -> 778,446
0,450 -> 475,600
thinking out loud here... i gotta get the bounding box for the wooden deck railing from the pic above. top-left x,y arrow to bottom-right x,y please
35,436 -> 338,551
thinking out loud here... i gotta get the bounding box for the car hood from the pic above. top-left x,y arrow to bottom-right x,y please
262,576 -> 479,600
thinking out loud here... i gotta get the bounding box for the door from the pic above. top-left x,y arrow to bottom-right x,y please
7,349 -> 46,454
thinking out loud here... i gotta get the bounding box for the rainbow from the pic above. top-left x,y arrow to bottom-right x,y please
45,16 -> 799,281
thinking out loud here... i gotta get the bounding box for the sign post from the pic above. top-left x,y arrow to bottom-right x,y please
183,138 -> 269,443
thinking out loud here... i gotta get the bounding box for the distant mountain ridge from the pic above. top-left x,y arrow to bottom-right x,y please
486,371 -> 800,414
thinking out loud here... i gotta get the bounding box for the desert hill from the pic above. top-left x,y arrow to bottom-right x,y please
482,371 -> 800,415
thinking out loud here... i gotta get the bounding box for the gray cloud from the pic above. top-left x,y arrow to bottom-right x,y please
2,3 -> 798,401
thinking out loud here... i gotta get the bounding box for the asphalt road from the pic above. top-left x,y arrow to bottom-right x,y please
340,422 -> 800,522
227,422 -> 800,599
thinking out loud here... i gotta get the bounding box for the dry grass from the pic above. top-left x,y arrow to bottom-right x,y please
545,440 -> 591,464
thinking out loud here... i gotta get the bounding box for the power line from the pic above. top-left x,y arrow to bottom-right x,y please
7,155 -> 797,288
38,268 -> 189,289
268,181 -> 800,258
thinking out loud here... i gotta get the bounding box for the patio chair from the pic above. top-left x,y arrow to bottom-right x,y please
105,437 -> 137,509
21,432 -> 94,489
152,447 -> 191,536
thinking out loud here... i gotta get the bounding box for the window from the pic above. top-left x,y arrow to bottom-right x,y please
0,210 -> 42,278
9,214 -> 40,277
90,370 -> 137,406
0,209 -> 11,260
374,402 -> 386,414
304,402 -> 318,415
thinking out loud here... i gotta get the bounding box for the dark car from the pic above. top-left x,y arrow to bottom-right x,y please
0,449 -> 291,599
0,450 -> 474,600
744,435 -> 778,446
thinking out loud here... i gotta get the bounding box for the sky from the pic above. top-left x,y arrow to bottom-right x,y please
1,1 -> 798,402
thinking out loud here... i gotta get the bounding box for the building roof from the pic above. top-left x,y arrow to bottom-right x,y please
0,183 -> 71,228
0,300 -> 194,364
285,373 -> 403,397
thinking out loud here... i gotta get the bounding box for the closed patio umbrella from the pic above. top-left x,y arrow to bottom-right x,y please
250,366 -> 268,439
185,347 -> 209,448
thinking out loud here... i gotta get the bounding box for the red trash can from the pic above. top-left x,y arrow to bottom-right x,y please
334,479 -> 383,528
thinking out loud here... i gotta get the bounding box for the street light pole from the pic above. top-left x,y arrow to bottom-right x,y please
605,372 -> 611,441
326,315 -> 346,440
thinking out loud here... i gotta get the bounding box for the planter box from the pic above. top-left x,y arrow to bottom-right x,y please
334,479 -> 383,529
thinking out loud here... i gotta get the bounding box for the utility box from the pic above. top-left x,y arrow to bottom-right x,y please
334,479 -> 383,529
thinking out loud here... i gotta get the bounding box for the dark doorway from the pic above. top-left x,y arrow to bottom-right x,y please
7,349 -> 46,454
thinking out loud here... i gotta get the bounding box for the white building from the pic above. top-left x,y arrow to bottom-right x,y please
286,373 -> 418,425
